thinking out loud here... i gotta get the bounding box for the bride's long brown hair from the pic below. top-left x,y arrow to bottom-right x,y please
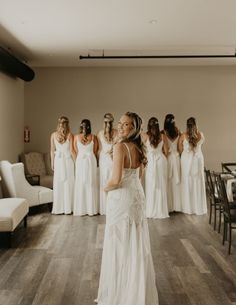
120,112 -> 147,166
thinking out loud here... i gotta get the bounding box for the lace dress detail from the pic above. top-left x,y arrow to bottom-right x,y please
96,144 -> 159,305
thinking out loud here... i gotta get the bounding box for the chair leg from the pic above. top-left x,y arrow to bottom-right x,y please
24,216 -> 27,228
218,208 -> 222,233
213,204 -> 217,230
223,219 -> 226,245
209,202 -> 212,224
47,202 -> 52,212
226,222 -> 228,241
7,232 -> 12,248
228,225 -> 232,255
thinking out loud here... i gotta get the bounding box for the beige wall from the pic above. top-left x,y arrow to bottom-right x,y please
25,66 -> 236,170
0,72 -> 24,162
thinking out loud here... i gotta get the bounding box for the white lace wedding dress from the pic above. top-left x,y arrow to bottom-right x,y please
96,143 -> 159,305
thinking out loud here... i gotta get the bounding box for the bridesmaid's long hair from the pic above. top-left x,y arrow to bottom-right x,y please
186,117 -> 198,149
79,119 -> 91,137
147,117 -> 161,148
164,114 -> 179,140
56,116 -> 70,144
103,113 -> 114,143
120,112 -> 147,166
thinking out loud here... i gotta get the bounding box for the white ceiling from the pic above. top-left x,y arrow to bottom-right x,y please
1,0 -> 236,67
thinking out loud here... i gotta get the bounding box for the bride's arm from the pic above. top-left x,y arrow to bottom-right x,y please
139,163 -> 144,178
104,143 -> 124,192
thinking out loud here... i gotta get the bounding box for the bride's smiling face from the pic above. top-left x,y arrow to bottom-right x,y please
117,115 -> 134,138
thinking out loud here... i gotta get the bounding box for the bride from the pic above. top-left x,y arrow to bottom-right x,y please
96,112 -> 159,305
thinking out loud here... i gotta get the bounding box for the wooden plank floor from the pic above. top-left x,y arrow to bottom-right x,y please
0,209 -> 236,305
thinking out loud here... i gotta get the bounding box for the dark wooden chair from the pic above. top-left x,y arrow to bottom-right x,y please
205,169 -> 222,231
214,172 -> 236,254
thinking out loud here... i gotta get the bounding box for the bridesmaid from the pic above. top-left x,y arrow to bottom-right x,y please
143,117 -> 169,219
97,113 -> 117,215
50,116 -> 74,214
178,117 -> 207,215
73,119 -> 99,216
163,114 -> 182,212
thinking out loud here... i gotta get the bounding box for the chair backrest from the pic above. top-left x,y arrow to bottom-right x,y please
0,160 -> 17,197
0,160 -> 40,205
205,169 -> 212,196
20,152 -> 46,176
214,172 -> 232,221
221,162 -> 236,175
205,169 -> 218,202
0,175 -> 3,198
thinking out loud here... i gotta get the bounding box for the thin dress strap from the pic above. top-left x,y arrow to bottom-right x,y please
123,143 -> 132,169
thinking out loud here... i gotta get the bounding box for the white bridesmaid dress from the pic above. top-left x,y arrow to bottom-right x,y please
181,133 -> 207,215
166,137 -> 182,212
96,143 -> 159,305
52,137 -> 74,214
74,137 -> 98,216
99,134 -> 113,215
145,139 -> 169,219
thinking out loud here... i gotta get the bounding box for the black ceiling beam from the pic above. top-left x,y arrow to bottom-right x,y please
80,53 -> 236,60
0,46 -> 34,82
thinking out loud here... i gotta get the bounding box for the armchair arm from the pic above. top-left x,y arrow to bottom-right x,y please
26,174 -> 40,185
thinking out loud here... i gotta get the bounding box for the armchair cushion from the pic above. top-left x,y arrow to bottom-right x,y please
33,186 -> 53,206
0,198 -> 28,232
40,175 -> 53,189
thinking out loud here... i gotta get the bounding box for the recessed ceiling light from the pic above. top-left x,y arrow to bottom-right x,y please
149,19 -> 157,24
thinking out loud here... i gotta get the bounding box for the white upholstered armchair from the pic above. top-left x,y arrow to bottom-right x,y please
0,161 -> 53,207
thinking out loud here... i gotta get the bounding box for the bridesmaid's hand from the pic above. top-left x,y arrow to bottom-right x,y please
104,186 -> 109,192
